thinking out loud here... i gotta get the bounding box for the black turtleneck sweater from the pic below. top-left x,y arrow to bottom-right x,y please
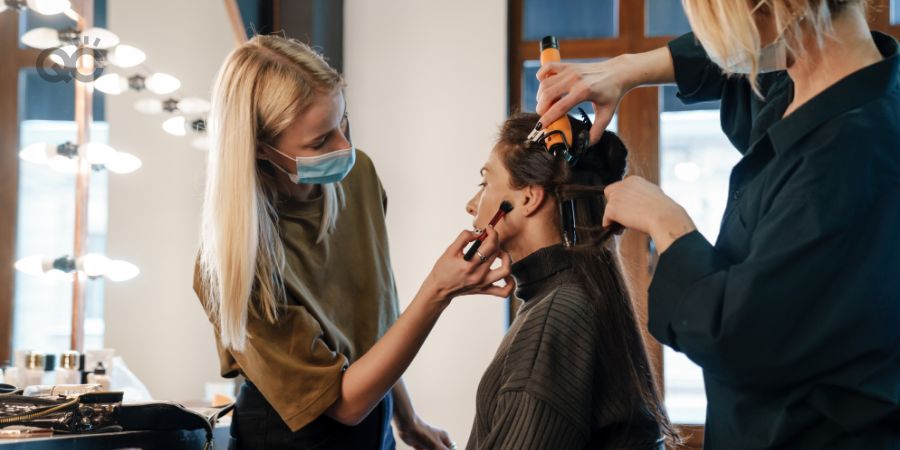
466,244 -> 662,450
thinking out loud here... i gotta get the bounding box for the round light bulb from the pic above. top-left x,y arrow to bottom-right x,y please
107,44 -> 146,68
81,27 -> 119,49
145,73 -> 181,95
26,0 -> 71,15
106,260 -> 139,282
93,73 -> 128,95
162,116 -> 187,136
15,255 -> 47,277
79,253 -> 111,277
0,3 -> 8,13
83,142 -> 116,165
19,142 -> 54,165
104,152 -> 142,174
21,27 -> 61,49
133,98 -> 163,114
178,98 -> 211,115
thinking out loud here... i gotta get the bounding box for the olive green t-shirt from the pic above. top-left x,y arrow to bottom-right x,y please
193,149 -> 400,432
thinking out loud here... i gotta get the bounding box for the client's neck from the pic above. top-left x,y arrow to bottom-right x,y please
506,217 -> 562,263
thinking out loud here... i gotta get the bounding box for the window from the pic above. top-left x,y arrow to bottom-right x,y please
15,119 -> 109,353
658,88 -> 737,425
893,0 -> 900,25
645,0 -> 691,37
523,0 -> 618,40
3,2 -> 109,357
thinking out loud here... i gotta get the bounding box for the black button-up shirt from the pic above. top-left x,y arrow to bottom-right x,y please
649,32 -> 900,449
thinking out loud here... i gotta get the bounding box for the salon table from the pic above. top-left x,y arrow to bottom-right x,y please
0,420 -> 230,449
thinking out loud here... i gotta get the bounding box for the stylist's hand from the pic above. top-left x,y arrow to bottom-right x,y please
536,58 -> 631,145
423,226 -> 514,303
603,176 -> 696,254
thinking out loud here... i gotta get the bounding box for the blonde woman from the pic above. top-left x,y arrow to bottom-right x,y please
536,0 -> 899,448
194,35 -> 512,450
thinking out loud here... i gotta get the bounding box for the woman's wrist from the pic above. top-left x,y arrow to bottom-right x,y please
650,205 -> 696,254
615,46 -> 676,92
412,281 -> 451,317
612,53 -> 643,94
394,412 -> 419,432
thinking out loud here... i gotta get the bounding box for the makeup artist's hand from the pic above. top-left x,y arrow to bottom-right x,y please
396,416 -> 453,450
423,226 -> 514,304
602,175 -> 696,254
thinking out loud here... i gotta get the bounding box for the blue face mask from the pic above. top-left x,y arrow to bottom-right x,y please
265,143 -> 356,184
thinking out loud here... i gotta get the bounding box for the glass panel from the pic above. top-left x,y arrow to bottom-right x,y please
13,68 -> 109,354
645,0 -> 692,37
521,59 -> 618,132
659,93 -> 740,424
523,0 -> 618,41
893,0 -> 900,25
661,85 -> 720,113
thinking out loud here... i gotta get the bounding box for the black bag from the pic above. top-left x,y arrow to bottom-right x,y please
0,390 -> 124,433
118,401 -> 235,447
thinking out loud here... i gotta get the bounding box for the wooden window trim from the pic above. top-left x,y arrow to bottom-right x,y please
0,11 -> 21,365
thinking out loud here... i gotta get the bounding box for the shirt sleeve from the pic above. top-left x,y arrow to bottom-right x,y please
474,390 -> 588,450
647,154 -> 900,389
668,32 -> 729,104
668,32 -> 769,153
193,264 -> 348,432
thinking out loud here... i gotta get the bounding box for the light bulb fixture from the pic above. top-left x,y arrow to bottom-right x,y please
94,72 -> 180,95
106,44 -> 145,68
1,0 -> 72,15
145,72 -> 181,95
21,26 -> 119,50
103,151 -> 142,174
25,0 -> 70,15
80,27 -> 119,49
20,27 -> 62,49
15,253 -> 139,282
162,116 -> 187,136
18,141 -> 141,174
162,115 -> 207,137
93,73 -> 128,95
14,254 -> 49,277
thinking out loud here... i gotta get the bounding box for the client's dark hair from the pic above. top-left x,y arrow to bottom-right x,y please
496,112 -> 679,445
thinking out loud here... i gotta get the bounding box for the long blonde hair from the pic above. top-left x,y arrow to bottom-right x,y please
682,0 -> 867,94
200,35 -> 345,351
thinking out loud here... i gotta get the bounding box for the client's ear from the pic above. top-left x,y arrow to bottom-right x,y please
521,185 -> 548,217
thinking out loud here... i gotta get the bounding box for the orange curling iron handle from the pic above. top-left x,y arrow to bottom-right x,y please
539,37 -> 572,151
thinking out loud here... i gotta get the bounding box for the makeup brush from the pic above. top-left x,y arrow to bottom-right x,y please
464,201 -> 514,262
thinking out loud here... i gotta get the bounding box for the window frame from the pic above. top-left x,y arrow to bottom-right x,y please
507,1 -> 900,447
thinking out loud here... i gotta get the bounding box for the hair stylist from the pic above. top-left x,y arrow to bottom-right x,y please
536,1 -> 899,448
